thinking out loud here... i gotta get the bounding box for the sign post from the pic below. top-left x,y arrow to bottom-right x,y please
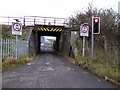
12,21 -> 22,58
16,35 -> 18,59
80,23 -> 89,57
91,16 -> 94,60
82,36 -> 85,57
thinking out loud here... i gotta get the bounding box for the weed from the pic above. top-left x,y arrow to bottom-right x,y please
2,55 -> 33,72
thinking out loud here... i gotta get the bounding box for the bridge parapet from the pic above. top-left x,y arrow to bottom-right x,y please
24,16 -> 68,26
0,16 -> 69,27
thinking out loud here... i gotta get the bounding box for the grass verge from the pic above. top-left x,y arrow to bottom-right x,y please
64,55 -> 120,86
1,54 -> 34,72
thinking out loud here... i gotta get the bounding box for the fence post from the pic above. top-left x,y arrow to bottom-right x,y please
0,39 -> 2,61
3,39 -> 4,59
7,39 -> 9,57
12,39 -> 14,57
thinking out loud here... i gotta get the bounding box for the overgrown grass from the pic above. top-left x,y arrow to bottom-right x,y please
67,54 -> 120,82
1,54 -> 34,72
88,60 -> 120,81
70,41 -> 120,83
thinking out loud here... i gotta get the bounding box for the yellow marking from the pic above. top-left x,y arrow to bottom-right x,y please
56,29 -> 59,32
46,28 -> 49,31
38,28 -> 41,31
41,28 -> 43,31
38,27 -> 63,32
59,29 -> 62,32
56,30 -> 58,32
50,28 -> 54,31
43,28 -> 46,31
53,28 -> 57,32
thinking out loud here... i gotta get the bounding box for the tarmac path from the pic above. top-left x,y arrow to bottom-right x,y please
2,46 -> 118,89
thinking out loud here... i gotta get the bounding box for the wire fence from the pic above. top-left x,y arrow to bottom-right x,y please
0,39 -> 29,61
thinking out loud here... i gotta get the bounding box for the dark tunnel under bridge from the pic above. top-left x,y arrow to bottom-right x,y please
29,24 -> 71,56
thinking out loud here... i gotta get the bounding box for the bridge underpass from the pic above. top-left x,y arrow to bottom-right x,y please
26,17 -> 71,56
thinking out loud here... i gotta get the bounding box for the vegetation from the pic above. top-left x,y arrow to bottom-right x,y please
2,24 -> 27,40
1,54 -> 34,72
68,2 -> 119,84
67,54 -> 120,82
1,25 -> 31,72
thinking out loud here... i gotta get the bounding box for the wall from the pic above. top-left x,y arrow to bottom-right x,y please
70,31 -> 79,57
29,30 -> 39,55
59,28 -> 71,56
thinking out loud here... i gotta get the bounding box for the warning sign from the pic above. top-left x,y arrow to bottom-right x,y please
12,22 -> 22,35
80,25 -> 89,37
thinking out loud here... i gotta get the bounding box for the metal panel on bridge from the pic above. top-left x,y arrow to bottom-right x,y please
35,24 -> 64,32
37,27 -> 63,32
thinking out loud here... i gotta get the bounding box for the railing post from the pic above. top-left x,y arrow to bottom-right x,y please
34,17 -> 36,25
44,19 -> 46,25
8,16 -> 9,25
23,16 -> 25,26
63,21 -> 65,26
54,18 -> 56,26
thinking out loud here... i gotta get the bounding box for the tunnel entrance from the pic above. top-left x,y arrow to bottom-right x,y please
38,30 -> 61,53
29,24 -> 71,56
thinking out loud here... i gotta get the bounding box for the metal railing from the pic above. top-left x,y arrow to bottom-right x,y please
0,39 -> 29,60
0,16 -> 23,25
0,16 -> 69,26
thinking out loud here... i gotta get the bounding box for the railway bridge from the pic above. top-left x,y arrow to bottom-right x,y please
25,16 -> 71,55
0,16 -> 78,57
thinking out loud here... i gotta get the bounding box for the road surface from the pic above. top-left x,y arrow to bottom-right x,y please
2,45 -> 118,88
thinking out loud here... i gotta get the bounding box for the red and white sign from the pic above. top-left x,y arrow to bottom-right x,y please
12,22 -> 22,35
80,25 -> 89,37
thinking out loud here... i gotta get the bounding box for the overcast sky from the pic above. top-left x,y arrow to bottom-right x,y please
0,0 -> 119,18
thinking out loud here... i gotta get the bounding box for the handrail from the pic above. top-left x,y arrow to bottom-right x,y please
0,16 -> 69,26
